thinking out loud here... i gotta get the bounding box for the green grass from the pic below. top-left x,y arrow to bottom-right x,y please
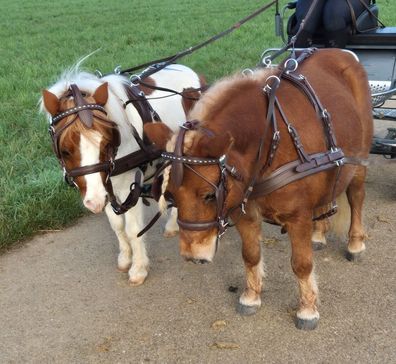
0,0 -> 394,248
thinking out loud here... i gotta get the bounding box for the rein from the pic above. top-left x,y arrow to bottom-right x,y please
161,50 -> 368,240
104,0 -> 277,80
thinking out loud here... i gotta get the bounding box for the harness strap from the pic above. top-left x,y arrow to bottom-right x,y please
177,219 -> 218,231
250,151 -> 365,198
111,146 -> 161,176
109,170 -> 143,215
67,161 -> 113,178
124,84 -> 161,123
281,72 -> 338,150
137,80 -> 208,101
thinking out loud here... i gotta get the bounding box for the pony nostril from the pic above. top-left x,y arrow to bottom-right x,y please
84,199 -> 97,211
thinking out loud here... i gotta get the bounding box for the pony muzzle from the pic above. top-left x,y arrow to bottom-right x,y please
179,229 -> 218,263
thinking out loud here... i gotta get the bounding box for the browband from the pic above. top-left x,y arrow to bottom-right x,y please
51,104 -> 107,125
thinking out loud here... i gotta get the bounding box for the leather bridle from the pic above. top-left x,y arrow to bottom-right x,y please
161,121 -> 245,240
49,83 -> 161,215
49,84 -> 120,188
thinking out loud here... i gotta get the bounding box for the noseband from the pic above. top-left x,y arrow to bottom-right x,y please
161,121 -> 244,239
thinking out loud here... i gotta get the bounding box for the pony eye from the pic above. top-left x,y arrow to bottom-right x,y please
61,149 -> 71,159
204,192 -> 216,203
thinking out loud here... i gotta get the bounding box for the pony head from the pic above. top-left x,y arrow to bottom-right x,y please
42,81 -> 121,213
145,121 -> 243,263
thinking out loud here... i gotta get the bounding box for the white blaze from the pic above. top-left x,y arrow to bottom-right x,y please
80,132 -> 107,213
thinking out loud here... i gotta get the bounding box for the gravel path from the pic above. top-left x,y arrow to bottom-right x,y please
1,153 -> 395,363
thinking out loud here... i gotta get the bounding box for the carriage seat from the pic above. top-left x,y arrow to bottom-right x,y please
347,27 -> 396,48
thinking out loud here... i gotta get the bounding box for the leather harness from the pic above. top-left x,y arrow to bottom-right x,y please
161,49 -> 367,239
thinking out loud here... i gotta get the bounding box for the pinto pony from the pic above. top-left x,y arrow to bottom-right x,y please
145,49 -> 373,329
41,64 -> 204,285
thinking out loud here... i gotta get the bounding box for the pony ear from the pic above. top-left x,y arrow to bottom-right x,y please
42,89 -> 60,116
198,131 -> 234,158
93,82 -> 108,105
144,123 -> 173,149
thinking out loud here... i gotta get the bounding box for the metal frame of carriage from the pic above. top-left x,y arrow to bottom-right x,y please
259,0 -> 396,159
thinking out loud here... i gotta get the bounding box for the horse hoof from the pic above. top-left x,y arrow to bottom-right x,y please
117,266 -> 130,273
128,276 -> 146,286
312,241 -> 326,251
345,251 -> 363,262
236,303 -> 259,316
163,230 -> 178,238
295,316 -> 319,330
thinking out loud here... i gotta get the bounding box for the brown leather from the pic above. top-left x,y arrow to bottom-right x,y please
124,84 -> 161,123
250,151 -> 362,199
50,83 -> 163,218
170,120 -> 202,187
162,50 -> 368,239
69,84 -> 94,128
111,146 -> 161,177
177,219 -> 218,231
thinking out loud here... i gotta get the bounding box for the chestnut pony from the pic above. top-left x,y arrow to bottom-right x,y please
145,49 -> 373,329
41,64 -> 203,285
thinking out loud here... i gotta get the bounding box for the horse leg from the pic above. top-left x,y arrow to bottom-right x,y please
105,205 -> 132,272
163,207 -> 179,238
312,219 -> 329,250
345,167 -> 367,261
235,215 -> 264,316
287,216 -> 319,330
124,199 -> 149,285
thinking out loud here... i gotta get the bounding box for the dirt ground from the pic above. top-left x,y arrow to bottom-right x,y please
1,121 -> 395,364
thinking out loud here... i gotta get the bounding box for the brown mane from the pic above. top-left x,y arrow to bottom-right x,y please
188,68 -> 278,154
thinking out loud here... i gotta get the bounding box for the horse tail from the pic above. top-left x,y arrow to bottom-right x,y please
329,191 -> 350,239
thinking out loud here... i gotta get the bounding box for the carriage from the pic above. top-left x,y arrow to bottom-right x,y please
259,0 -> 396,159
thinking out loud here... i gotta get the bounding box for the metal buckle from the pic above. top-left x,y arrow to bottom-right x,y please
130,74 -> 141,87
322,109 -> 330,119
264,75 -> 280,93
218,219 -> 229,239
63,168 -> 77,189
241,202 -> 246,215
335,158 -> 345,167
113,65 -> 122,75
284,58 -> 298,74
48,125 -> 55,137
